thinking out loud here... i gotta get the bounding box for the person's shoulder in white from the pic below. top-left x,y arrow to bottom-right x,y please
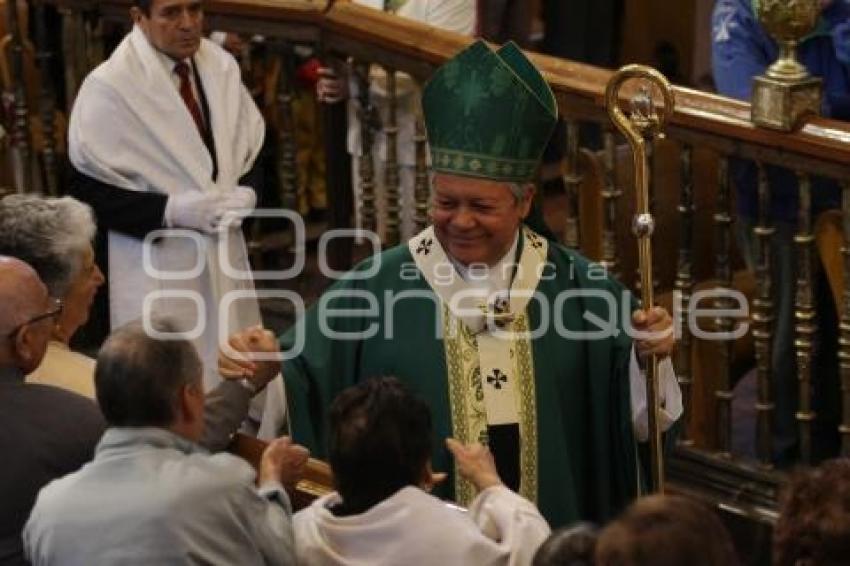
397,0 -> 476,35
294,484 -> 549,566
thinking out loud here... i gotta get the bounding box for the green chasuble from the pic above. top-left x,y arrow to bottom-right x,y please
280,229 -> 639,528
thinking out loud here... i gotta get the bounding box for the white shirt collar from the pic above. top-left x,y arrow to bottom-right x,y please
152,47 -> 192,76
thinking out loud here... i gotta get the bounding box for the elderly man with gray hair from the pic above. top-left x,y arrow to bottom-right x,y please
0,256 -> 105,566
24,319 -> 307,566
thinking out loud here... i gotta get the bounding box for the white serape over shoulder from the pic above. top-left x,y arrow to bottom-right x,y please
68,26 -> 285,425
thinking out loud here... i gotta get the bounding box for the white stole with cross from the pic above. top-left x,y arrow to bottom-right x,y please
410,226 -> 548,505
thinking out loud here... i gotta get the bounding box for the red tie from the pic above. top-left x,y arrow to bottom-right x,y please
174,62 -> 206,136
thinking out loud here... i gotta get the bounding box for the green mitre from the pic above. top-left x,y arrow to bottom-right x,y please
422,40 -> 558,183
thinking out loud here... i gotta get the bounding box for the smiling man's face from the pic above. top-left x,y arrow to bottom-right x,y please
430,173 -> 534,267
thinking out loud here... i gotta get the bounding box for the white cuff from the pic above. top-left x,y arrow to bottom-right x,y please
257,480 -> 292,515
629,348 -> 683,442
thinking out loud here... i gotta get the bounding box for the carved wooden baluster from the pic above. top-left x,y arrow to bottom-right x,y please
7,0 -> 32,193
34,2 -> 58,196
601,128 -> 620,278
382,67 -> 400,247
413,93 -> 429,233
276,43 -> 298,215
753,163 -> 775,466
714,156 -> 734,457
86,13 -> 105,72
60,7 -> 82,109
562,119 -> 581,248
676,144 -> 695,445
354,62 -> 377,236
795,172 -> 817,465
840,182 -> 850,456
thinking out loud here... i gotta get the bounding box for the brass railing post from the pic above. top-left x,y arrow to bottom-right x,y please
753,163 -> 776,466
840,183 -> 850,455
7,0 -> 32,193
382,67 -> 400,247
276,42 -> 299,215
354,62 -> 377,236
563,119 -> 582,248
795,172 -> 816,464
413,95 -> 429,233
714,156 -> 734,457
60,6 -> 83,110
34,1 -> 58,196
601,128 -> 620,278
676,144 -> 695,445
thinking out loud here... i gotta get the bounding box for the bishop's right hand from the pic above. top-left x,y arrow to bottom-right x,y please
218,325 -> 281,390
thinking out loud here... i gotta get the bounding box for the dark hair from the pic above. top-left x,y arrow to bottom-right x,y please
595,494 -> 739,566
774,459 -> 850,566
95,319 -> 202,427
133,0 -> 153,15
533,523 -> 599,566
328,377 -> 432,515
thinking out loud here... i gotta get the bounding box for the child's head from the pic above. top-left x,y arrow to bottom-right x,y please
328,376 -> 433,513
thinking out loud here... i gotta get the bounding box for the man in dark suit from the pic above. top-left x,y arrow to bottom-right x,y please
0,256 -> 105,566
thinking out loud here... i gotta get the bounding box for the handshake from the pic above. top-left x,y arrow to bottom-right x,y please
164,186 -> 257,234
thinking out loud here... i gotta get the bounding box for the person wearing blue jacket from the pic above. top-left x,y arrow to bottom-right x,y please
712,0 -> 850,464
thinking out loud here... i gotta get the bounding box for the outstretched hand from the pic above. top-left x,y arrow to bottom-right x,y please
218,325 -> 281,390
259,436 -> 310,488
446,438 -> 503,492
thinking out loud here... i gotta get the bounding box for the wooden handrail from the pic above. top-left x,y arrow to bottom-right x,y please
228,433 -> 334,511
44,0 -> 850,178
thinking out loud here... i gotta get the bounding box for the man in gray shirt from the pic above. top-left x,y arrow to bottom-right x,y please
24,319 -> 308,565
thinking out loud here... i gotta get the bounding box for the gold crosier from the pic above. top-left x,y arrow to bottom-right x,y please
604,65 -> 675,493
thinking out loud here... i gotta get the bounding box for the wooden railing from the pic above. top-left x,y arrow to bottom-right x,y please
23,0 -> 850,541
228,433 -> 333,511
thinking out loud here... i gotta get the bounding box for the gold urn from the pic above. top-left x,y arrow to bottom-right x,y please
751,0 -> 823,131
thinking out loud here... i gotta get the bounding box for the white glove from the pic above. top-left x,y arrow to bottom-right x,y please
217,186 -> 257,230
164,191 -> 228,234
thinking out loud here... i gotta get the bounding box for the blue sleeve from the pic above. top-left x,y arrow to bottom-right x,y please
826,91 -> 850,120
832,18 -> 850,64
827,19 -> 850,119
711,0 -> 772,100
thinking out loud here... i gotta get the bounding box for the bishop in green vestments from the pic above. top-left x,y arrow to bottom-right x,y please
222,40 -> 681,528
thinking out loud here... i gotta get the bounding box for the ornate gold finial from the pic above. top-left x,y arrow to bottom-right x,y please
751,0 -> 822,130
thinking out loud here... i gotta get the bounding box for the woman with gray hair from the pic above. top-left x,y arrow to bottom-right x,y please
0,194 -> 105,397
